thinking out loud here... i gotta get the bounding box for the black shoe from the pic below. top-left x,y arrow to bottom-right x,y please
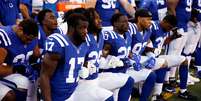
169,77 -> 179,87
163,83 -> 176,93
178,91 -> 197,101
152,95 -> 166,101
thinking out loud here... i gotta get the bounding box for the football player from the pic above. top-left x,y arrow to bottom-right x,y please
83,8 -> 134,101
0,19 -> 39,101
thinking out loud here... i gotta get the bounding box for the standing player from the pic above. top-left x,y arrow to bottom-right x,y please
19,0 -> 32,19
43,0 -> 58,17
193,0 -> 201,79
165,0 -> 198,100
85,0 -> 135,31
0,0 -> 20,26
115,0 -> 136,17
0,19 -> 39,101
183,9 -> 201,84
157,0 -> 167,21
138,0 -> 159,21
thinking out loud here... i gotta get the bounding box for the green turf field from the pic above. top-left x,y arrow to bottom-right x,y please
168,81 -> 201,101
131,77 -> 201,101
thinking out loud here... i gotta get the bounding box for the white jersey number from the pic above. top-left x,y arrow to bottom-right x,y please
13,51 -> 33,63
157,0 -> 165,5
186,0 -> 193,12
66,57 -> 84,83
198,0 -> 201,7
102,0 -> 117,9
118,46 -> 131,58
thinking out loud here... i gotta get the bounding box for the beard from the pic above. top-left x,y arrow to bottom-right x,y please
73,32 -> 86,45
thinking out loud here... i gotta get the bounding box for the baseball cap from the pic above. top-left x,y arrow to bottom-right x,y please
135,9 -> 152,18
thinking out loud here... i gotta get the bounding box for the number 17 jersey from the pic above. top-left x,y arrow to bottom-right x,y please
45,33 -> 89,101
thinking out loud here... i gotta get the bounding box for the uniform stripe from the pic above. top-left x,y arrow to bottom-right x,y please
112,31 -> 118,38
108,31 -> 115,39
133,24 -> 137,35
49,35 -> 65,47
58,27 -> 65,35
38,30 -> 41,40
128,22 -> 134,35
0,29 -> 11,46
54,33 -> 69,46
152,21 -> 158,30
86,34 -> 91,42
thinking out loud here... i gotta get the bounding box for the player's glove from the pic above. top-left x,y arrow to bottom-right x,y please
143,57 -> 156,69
131,53 -> 142,71
79,66 -> 89,79
87,62 -> 97,75
120,58 -> 133,68
105,55 -> 124,68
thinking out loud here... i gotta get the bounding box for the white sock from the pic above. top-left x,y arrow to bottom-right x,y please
153,83 -> 163,95
196,66 -> 201,71
180,89 -> 187,93
165,71 -> 170,82
169,66 -> 177,78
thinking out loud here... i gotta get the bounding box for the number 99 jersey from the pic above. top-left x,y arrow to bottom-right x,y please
45,33 -> 89,101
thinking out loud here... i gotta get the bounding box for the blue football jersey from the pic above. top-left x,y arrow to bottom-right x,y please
157,0 -> 167,9
193,0 -> 201,21
0,26 -> 37,65
43,0 -> 58,17
95,0 -> 117,26
38,25 -> 63,50
103,30 -> 132,73
139,0 -> 159,21
129,23 -> 152,55
45,33 -> 89,101
157,0 -> 167,21
150,21 -> 168,49
85,32 -> 105,80
0,0 -> 19,25
176,0 -> 193,32
116,0 -> 134,16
